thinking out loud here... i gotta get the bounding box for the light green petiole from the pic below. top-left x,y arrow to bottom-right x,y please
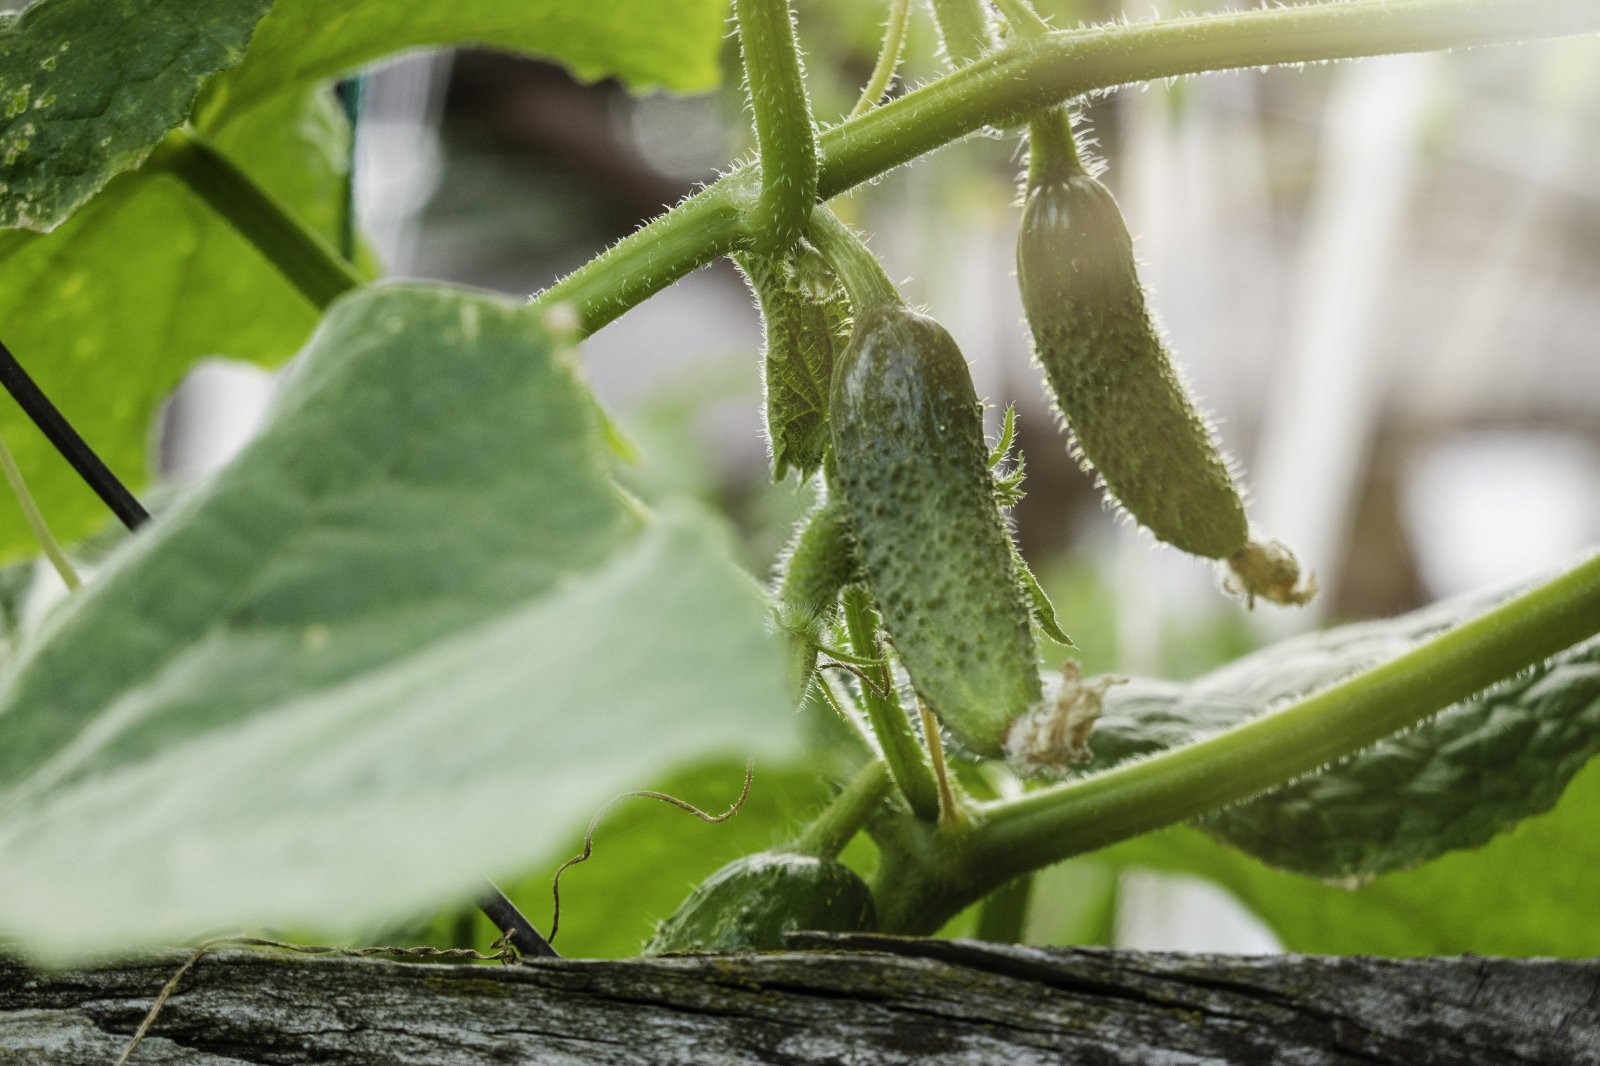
734,0 -> 819,252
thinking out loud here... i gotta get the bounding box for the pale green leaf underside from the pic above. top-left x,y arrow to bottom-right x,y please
1084,577 -> 1600,878
0,0 -> 271,230
201,0 -> 732,129
0,284 -> 793,962
0,87 -> 349,562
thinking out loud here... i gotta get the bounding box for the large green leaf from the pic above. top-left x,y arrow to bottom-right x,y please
199,0 -> 732,129
1098,755 -> 1600,956
0,86 -> 349,561
0,0 -> 272,230
0,283 -> 793,963
1081,579 -> 1600,878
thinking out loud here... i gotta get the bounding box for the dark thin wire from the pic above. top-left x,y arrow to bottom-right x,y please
0,337 -> 149,531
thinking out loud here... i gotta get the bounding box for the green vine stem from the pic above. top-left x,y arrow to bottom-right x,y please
842,586 -> 941,821
735,0 -> 819,251
0,431 -> 79,590
848,0 -> 912,119
804,206 -> 900,313
150,127 -> 364,310
538,0 -> 1600,336
791,759 -> 893,860
993,0 -> 1085,185
928,0 -> 994,66
871,551 -> 1600,932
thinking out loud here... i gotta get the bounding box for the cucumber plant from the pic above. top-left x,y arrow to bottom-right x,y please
0,0 -> 1595,970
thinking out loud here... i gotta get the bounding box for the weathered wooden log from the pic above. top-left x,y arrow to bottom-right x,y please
2,933 -> 1596,1064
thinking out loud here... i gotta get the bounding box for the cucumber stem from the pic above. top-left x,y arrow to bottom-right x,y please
927,0 -> 993,66
991,0 -> 1048,36
791,759 -> 893,860
151,127 -> 363,311
1026,107 -> 1084,186
734,0 -> 819,252
804,207 -> 901,314
848,0 -> 912,119
842,586 -> 942,821
919,701 -> 968,828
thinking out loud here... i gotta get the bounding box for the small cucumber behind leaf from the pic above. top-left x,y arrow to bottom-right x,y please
643,850 -> 876,953
1016,120 -> 1311,606
1077,578 -> 1600,879
830,304 -> 1042,759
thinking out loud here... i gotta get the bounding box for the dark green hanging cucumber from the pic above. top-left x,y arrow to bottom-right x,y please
1017,168 -> 1312,605
643,850 -> 876,954
1017,172 -> 1246,559
829,304 -> 1041,757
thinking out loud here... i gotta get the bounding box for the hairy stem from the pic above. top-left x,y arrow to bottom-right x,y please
849,0 -> 912,119
537,0 -> 1600,336
804,207 -> 900,313
791,759 -> 893,860
842,587 -> 941,821
0,431 -> 79,590
735,0 -> 819,251
873,551 -> 1600,932
152,127 -> 364,310
927,0 -> 994,66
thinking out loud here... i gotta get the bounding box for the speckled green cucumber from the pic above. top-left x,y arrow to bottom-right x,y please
1016,117 -> 1311,606
1017,169 -> 1246,559
643,850 -> 876,954
830,304 -> 1041,758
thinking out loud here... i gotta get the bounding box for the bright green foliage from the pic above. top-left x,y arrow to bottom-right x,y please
1082,585 -> 1600,878
0,284 -> 793,962
1102,757 -> 1600,956
0,0 -> 271,230
199,0 -> 732,128
830,304 -> 1039,759
644,849 -> 877,953
0,88 -> 351,562
735,247 -> 851,482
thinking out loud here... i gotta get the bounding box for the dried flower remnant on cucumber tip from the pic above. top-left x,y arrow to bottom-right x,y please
1016,109 -> 1313,608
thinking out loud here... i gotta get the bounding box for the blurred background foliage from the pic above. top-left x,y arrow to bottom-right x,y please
7,0 -> 1596,958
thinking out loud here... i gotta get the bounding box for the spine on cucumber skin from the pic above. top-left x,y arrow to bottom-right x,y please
829,303 -> 1042,758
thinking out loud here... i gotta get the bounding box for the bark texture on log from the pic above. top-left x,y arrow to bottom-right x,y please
2,933 -> 1596,1065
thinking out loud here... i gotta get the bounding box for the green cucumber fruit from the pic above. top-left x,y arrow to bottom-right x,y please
774,495 -> 859,700
1078,577 -> 1600,878
829,304 -> 1041,758
1016,155 -> 1311,606
736,247 -> 852,482
643,850 -> 876,953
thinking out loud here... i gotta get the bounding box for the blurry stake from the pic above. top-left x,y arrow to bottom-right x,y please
0,330 -> 560,961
